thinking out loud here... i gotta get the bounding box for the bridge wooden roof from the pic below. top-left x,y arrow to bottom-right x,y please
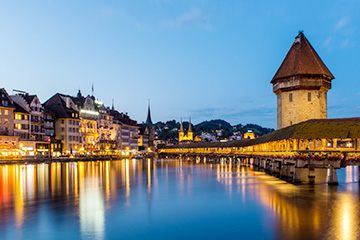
163,118 -> 360,149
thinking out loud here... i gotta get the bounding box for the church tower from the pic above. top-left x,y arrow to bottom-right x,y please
187,118 -> 193,140
179,119 -> 185,141
178,118 -> 193,142
271,31 -> 334,129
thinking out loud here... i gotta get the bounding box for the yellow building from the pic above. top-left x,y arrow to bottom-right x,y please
243,131 -> 255,139
179,119 -> 193,142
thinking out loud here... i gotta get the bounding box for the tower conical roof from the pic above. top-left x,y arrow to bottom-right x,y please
180,119 -> 184,132
271,32 -> 334,83
188,118 -> 192,132
145,101 -> 154,126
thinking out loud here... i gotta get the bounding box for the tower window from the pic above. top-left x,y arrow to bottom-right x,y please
289,93 -> 293,102
308,92 -> 311,101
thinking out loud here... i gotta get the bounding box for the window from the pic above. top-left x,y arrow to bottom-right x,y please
69,136 -> 71,141
61,120 -> 64,124
61,135 -> 64,140
61,127 -> 64,132
289,93 -> 293,102
4,110 -> 8,115
69,128 -> 72,132
308,92 -> 311,101
68,120 -> 71,124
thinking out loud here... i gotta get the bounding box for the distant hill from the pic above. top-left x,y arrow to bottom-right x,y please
195,119 -> 232,131
234,123 -> 274,136
154,119 -> 274,142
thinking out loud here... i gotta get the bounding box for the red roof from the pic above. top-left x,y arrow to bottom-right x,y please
271,32 -> 334,83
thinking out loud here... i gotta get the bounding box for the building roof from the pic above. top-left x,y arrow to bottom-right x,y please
23,95 -> 36,105
109,109 -> 138,126
138,123 -> 149,135
0,88 -> 15,109
163,118 -> 360,149
43,93 -> 79,119
271,32 -> 334,83
13,101 -> 29,114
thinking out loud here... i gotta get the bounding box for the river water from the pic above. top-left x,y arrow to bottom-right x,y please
0,159 -> 359,240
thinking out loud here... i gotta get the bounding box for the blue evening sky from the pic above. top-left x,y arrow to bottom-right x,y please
0,0 -> 359,128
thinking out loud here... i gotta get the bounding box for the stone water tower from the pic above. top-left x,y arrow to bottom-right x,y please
271,31 -> 334,129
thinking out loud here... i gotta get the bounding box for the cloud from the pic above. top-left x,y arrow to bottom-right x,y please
341,38 -> 355,48
162,7 -> 213,30
335,18 -> 349,30
322,37 -> 332,48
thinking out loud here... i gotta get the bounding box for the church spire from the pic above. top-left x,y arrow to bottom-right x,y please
145,99 -> 154,126
188,117 -> 192,132
180,118 -> 184,132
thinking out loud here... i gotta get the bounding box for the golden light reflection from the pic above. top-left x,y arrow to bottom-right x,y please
328,193 -> 360,240
0,159 -> 359,240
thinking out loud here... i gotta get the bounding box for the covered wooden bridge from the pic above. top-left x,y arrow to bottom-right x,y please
158,118 -> 360,185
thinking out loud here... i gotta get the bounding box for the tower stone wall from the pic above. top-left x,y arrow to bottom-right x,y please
277,89 -> 328,129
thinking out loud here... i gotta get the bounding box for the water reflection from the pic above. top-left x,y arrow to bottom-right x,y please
0,160 -> 359,239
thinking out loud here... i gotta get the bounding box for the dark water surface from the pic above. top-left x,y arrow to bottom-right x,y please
0,159 -> 359,240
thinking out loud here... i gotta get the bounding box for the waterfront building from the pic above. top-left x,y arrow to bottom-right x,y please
110,109 -> 139,152
11,95 -> 31,140
23,94 -> 45,141
43,93 -> 81,154
138,123 -> 150,149
74,94 -> 99,152
179,119 -> 193,142
0,88 -> 18,152
12,93 -> 52,155
97,103 -> 115,150
0,88 -> 15,136
271,31 -> 334,129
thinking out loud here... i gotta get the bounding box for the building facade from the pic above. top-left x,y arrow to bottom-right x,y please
271,32 -> 334,129
44,93 -> 81,154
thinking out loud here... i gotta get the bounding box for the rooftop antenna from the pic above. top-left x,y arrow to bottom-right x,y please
112,99 -> 114,110
91,83 -> 94,96
13,89 -> 27,94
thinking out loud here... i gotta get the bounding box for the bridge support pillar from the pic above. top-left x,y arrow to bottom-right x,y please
285,165 -> 293,181
327,166 -> 338,185
293,167 -> 301,184
280,164 -> 287,179
272,161 -> 280,177
308,168 -> 315,184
